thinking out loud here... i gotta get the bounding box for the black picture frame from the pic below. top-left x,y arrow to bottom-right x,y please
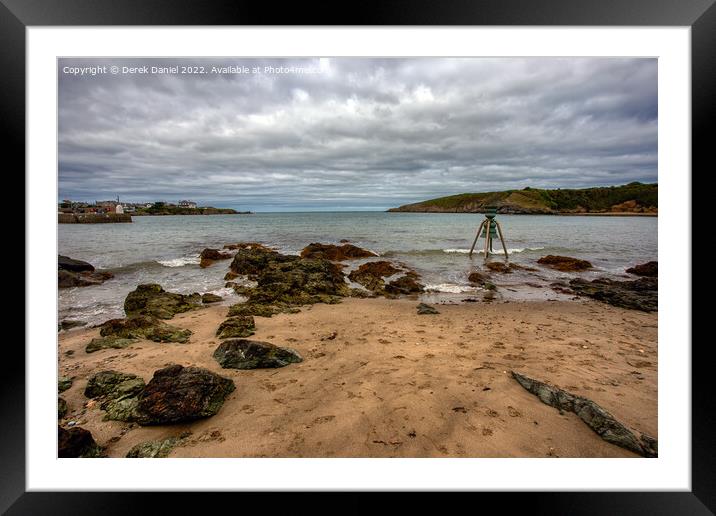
5,0 -> 711,512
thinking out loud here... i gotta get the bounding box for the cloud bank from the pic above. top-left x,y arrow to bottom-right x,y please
58,57 -> 657,211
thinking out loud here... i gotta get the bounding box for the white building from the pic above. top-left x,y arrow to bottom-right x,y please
178,200 -> 197,209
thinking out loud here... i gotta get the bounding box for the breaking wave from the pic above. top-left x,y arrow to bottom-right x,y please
443,246 -> 545,255
424,283 -> 481,294
156,255 -> 200,267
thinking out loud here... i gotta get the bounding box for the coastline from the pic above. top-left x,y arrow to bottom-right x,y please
58,297 -> 657,458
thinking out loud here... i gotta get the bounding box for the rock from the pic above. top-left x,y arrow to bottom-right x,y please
86,336 -> 139,353
511,371 -> 657,457
485,261 -> 512,273
58,397 -> 68,418
224,271 -> 239,281
224,242 -> 275,252
126,437 -> 181,458
537,255 -> 593,272
300,242 -> 377,261
385,273 -> 424,295
124,283 -> 202,319
468,271 -> 489,284
202,293 -> 223,304
348,261 -> 401,292
228,245 -> 286,276
227,302 -> 300,318
58,255 -> 95,272
216,316 -> 256,339
84,370 -> 146,400
483,282 -> 497,291
99,314 -> 191,343
199,248 -> 232,268
213,339 -> 303,369
136,365 -> 235,425
58,376 -> 73,393
59,319 -> 86,331
58,426 -> 103,458
569,277 -> 657,312
59,269 -> 114,288
626,261 -> 658,277
417,303 -> 439,315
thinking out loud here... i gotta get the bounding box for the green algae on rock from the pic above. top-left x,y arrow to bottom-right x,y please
126,436 -> 182,458
124,283 -> 202,319
213,339 -> 303,369
59,376 -> 73,393
85,336 -> 139,353
216,315 -> 256,339
99,314 -> 191,343
58,426 -> 103,458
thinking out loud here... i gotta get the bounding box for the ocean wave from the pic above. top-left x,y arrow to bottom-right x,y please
157,255 -> 200,267
424,283 -> 481,294
443,246 -> 545,255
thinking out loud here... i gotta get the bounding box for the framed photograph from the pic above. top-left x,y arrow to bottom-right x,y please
7,0 -> 710,512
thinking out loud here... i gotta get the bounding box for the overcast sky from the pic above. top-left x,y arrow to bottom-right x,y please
58,57 -> 657,212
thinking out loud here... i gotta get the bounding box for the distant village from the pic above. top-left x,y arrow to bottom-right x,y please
59,198 -> 199,215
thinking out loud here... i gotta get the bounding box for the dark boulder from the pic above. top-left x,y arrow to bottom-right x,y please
58,376 -> 73,393
86,336 -> 139,353
626,261 -> 658,277
124,283 -> 202,319
569,276 -> 657,312
60,319 -> 86,331
417,303 -> 440,315
468,271 -> 489,284
385,273 -> 424,295
537,255 -> 593,272
300,242 -> 377,261
216,316 -> 256,339
58,255 -> 94,272
213,339 -> 303,369
58,426 -> 103,457
202,293 -> 223,304
58,397 -> 68,419
199,248 -> 232,268
228,245 -> 288,277
347,261 -> 401,292
99,314 -> 191,343
136,365 -> 235,425
59,269 -> 114,288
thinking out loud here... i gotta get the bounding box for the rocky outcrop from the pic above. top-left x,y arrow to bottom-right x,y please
227,302 -> 300,318
417,303 -> 439,315
347,261 -> 401,292
468,271 -> 489,284
201,293 -> 223,304
537,255 -> 593,272
98,314 -> 191,343
199,248 -> 232,268
58,397 -> 68,419
58,376 -> 73,393
511,371 -> 657,457
84,370 -> 146,422
136,365 -> 235,425
59,255 -> 95,272
216,316 -> 256,339
86,336 -> 138,353
626,261 -> 657,277
126,437 -> 182,458
213,339 -> 303,369
385,273 -> 424,295
568,277 -> 657,312
228,245 -> 287,277
300,242 -> 377,261
124,284 -> 202,319
59,319 -> 86,331
58,426 -> 103,457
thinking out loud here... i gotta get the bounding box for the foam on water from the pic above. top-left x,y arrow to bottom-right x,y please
157,255 -> 200,267
424,283 -> 481,294
443,246 -> 545,254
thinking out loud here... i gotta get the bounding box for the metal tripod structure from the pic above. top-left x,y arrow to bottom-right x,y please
468,207 -> 509,260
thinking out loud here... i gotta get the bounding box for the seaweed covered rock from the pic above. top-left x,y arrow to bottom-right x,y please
201,293 -> 223,304
417,303 -> 440,315
626,261 -> 658,277
84,370 -> 146,400
569,277 -> 657,312
300,242 -> 377,261
468,271 -> 489,284
58,376 -> 73,393
227,302 -> 300,318
85,336 -> 139,353
60,319 -> 86,331
124,284 -> 202,319
199,248 -> 232,268
58,426 -> 103,458
58,397 -> 68,419
59,269 -> 114,288
213,339 -> 303,369
59,255 -> 95,272
537,255 -> 593,272
99,314 -> 191,343
347,261 -> 401,292
126,437 -> 181,458
216,316 -> 256,339
228,245 -> 288,277
385,272 -> 424,295
136,365 -> 235,425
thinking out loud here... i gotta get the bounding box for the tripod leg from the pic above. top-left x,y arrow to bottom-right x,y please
483,219 -> 491,261
494,220 -> 509,261
469,220 -> 485,258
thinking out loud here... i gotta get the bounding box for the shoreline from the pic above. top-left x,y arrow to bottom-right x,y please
58,297 -> 657,458
386,211 -> 657,216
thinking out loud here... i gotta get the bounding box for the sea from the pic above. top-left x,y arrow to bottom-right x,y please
58,212 -> 657,326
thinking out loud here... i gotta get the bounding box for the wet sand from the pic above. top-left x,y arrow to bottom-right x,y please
58,297 -> 657,458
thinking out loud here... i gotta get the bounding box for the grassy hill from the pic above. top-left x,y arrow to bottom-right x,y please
387,182 -> 657,214
133,204 -> 249,216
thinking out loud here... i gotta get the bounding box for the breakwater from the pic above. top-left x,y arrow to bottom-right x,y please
59,213 -> 132,224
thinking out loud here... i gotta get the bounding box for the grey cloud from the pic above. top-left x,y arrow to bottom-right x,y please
58,57 -> 657,211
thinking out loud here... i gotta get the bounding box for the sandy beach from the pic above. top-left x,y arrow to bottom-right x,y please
58,297 -> 657,458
